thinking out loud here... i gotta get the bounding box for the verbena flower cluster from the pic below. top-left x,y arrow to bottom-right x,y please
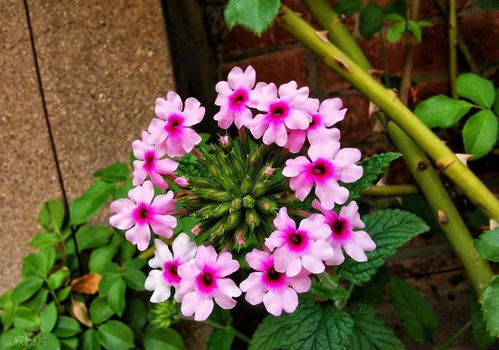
109,66 -> 376,321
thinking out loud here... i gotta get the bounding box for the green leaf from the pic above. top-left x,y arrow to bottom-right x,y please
98,272 -> 121,297
1,291 -> 17,330
333,0 -> 362,16
124,298 -> 147,332
123,267 -> 146,291
350,306 -> 404,350
30,233 -> 61,249
89,297 -> 115,325
493,88 -> 499,115
475,228 -> 499,262
67,226 -> 113,253
40,246 -> 57,275
57,286 -> 72,303
407,20 -> 422,42
224,0 -> 280,36
143,327 -> 184,350
463,110 -> 498,159
250,298 -> 354,350
0,329 -> 27,350
470,294 -> 495,350
207,328 -> 235,350
47,268 -> 70,290
383,0 -> 406,16
40,302 -> 58,333
337,210 -> 428,285
98,320 -> 135,350
346,152 -> 401,201
35,332 -> 61,350
456,73 -> 496,107
415,94 -> 473,128
93,162 -> 129,183
107,278 -> 126,317
13,306 -> 40,331
39,199 -> 65,233
386,20 -> 406,43
89,243 -> 119,274
53,316 -> 81,338
22,253 -> 42,278
114,179 -> 133,199
70,180 -> 116,225
60,337 -> 79,350
475,0 -> 499,12
350,268 -> 389,307
390,277 -> 437,343
482,275 -> 499,337
81,329 -> 101,350
23,288 -> 48,312
359,2 -> 384,40
12,277 -> 44,303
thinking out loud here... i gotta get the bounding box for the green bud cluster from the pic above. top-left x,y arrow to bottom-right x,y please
150,299 -> 181,329
178,138 -> 288,249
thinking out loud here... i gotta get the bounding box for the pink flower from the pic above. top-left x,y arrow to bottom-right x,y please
246,81 -> 314,147
282,142 -> 363,210
313,200 -> 375,264
214,66 -> 257,129
145,234 -> 197,302
240,249 -> 311,316
265,208 -> 334,277
132,131 -> 179,191
177,246 -> 241,321
148,91 -> 205,157
286,98 -> 346,153
109,181 -> 177,251
174,176 -> 189,187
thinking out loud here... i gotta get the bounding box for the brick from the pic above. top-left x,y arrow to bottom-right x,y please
359,36 -> 405,74
336,93 -> 373,145
459,10 -> 499,66
222,26 -> 277,56
413,23 -> 449,73
412,78 -> 450,105
317,59 -> 352,92
221,48 -> 309,86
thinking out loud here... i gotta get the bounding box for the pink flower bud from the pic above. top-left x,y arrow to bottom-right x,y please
219,135 -> 229,146
175,176 -> 189,187
264,166 -> 275,176
191,225 -> 201,236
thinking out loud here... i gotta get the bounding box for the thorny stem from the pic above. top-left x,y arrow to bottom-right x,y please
361,184 -> 419,197
278,5 -> 499,222
399,0 -> 421,104
448,0 -> 458,98
434,320 -> 472,350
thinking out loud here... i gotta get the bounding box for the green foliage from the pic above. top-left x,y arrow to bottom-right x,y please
475,0 -> 499,10
250,298 -> 354,350
89,297 -> 114,325
98,320 -> 135,350
143,327 -> 184,350
482,275 -> 499,337
207,329 -> 236,350
457,73 -> 496,108
333,0 -> 362,15
474,228 -> 499,262
463,110 -> 498,159
415,95 -> 472,128
359,2 -> 384,40
337,210 -> 428,284
40,302 -> 58,333
39,199 -> 65,233
224,0 -> 280,35
470,294 -> 495,350
53,316 -> 81,338
107,278 -> 126,316
390,277 -> 438,343
386,20 -> 405,43
349,306 -> 404,350
346,152 -> 401,201
11,277 -> 44,304
70,180 -> 116,225
93,162 -> 129,183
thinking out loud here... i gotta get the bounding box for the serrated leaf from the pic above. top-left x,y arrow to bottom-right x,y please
333,0 -> 362,16
482,275 -> 499,337
224,0 -> 280,36
249,314 -> 289,350
470,294 -> 495,350
30,233 -> 61,248
39,199 -> 65,233
207,328 -> 236,350
346,152 -> 401,201
40,302 -> 58,333
93,162 -> 129,183
89,297 -> 114,325
12,277 -> 44,303
390,277 -> 437,343
107,278 -> 126,317
53,316 -> 81,338
143,327 -> 184,350
98,320 -> 135,350
359,2 -> 384,40
475,228 -> 499,262
463,110 -> 498,159
350,306 -> 404,350
386,21 -> 406,43
415,94 -> 472,128
70,180 -> 116,225
337,210 -> 428,285
456,73 -> 495,107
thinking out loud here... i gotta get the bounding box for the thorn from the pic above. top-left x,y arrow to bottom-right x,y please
316,30 -> 331,43
438,210 -> 448,223
332,56 -> 352,73
490,219 -> 499,230
455,153 -> 473,166
436,160 -> 455,171
368,69 -> 382,81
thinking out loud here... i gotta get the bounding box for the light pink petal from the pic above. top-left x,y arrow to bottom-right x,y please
195,298 -> 214,321
144,269 -> 162,290
262,123 -> 287,147
216,252 -> 240,276
308,141 -> 339,161
344,242 -> 368,262
302,254 -> 325,274
172,233 -> 196,261
150,283 -> 172,303
278,81 -> 307,102
265,231 -> 285,251
109,213 -> 134,230
272,207 -> 296,231
316,181 -> 349,209
319,98 -> 347,126
215,81 -> 233,99
151,191 -> 175,213
149,172 -> 168,191
340,201 -> 364,228
129,181 -> 155,204
308,127 -> 341,145
335,147 -> 362,165
132,139 -> 147,159
181,128 -> 202,154
249,82 -> 277,109
147,118 -> 167,144
310,240 -> 335,261
288,272 -> 312,293
214,107 -> 234,129
125,224 -> 151,251
298,214 -> 330,240
183,97 -> 205,126
290,173 -> 314,201
282,156 -> 310,177
303,98 -> 320,113
352,231 -> 376,251
165,135 -> 186,157
326,244 -> 345,265
180,291 -> 198,317
247,114 -> 269,139
284,109 -> 311,130
274,249 -> 302,277
234,107 -> 253,129
217,278 -> 242,298
110,198 -> 135,213
241,65 -> 256,89
177,263 -> 200,280
339,164 -> 363,183
286,130 -> 307,154
132,161 -> 148,186
245,250 -> 270,271
214,292 -> 237,310
195,245 -> 217,267
150,215 -> 176,238
244,285 -> 266,305
155,158 -> 178,174
149,239 -> 173,267
263,291 -> 283,316
240,272 -> 263,292
227,66 -> 244,90
281,287 -> 299,313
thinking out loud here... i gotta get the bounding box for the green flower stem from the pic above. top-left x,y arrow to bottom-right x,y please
386,119 -> 493,294
448,0 -> 458,99
399,0 -> 421,104
279,6 -> 499,222
361,184 -> 419,197
434,320 -> 471,350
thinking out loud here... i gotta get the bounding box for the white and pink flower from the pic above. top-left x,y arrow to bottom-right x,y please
145,234 -> 197,302
283,142 -> 363,209
177,246 -> 241,321
148,91 -> 205,157
109,181 -> 177,251
132,131 -> 179,190
313,200 -> 376,265
246,81 -> 314,147
240,249 -> 311,316
286,98 -> 346,153
265,208 -> 334,277
214,66 -> 257,129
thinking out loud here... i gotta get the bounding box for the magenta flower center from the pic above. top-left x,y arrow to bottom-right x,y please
268,101 -> 290,121
330,216 -> 352,243
196,266 -> 218,295
309,113 -> 322,129
286,230 -> 309,252
165,114 -> 185,134
132,202 -> 154,224
143,151 -> 156,171
162,260 -> 181,285
229,88 -> 249,110
308,158 -> 335,183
